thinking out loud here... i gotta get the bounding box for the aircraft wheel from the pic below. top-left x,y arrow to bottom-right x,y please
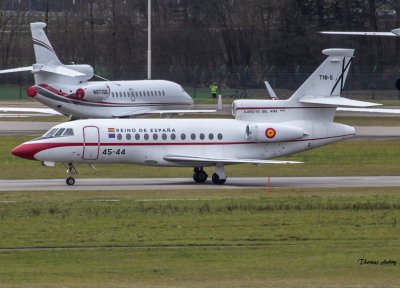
193,170 -> 208,183
66,177 -> 75,186
212,173 -> 226,185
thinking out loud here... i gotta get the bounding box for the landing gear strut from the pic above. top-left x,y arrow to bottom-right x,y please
212,164 -> 227,185
66,163 -> 78,186
193,167 -> 208,183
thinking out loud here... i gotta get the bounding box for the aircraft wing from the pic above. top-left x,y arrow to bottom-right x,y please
320,31 -> 398,36
163,154 -> 302,165
113,109 -> 217,118
0,107 -> 62,115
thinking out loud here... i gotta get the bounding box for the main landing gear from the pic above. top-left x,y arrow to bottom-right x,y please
66,163 -> 78,186
193,165 -> 227,185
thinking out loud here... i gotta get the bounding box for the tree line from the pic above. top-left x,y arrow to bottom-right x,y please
0,0 -> 399,88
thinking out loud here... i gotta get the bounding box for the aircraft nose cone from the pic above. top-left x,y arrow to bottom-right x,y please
11,143 -> 43,160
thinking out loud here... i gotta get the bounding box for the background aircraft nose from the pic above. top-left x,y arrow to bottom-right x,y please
11,143 -> 43,160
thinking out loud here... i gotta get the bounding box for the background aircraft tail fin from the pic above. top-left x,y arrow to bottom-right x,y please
31,22 -> 61,65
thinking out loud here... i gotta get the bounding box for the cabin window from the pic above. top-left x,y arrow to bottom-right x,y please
112,92 -> 115,97
139,91 -> 142,97
162,90 -> 165,96
181,133 -> 186,140
208,133 -> 214,140
158,91 -> 161,96
117,134 -> 122,140
150,91 -> 154,97
119,92 -> 123,97
171,133 -> 176,140
153,134 -> 158,140
135,91 -> 138,97
135,133 -> 140,140
147,91 -> 150,97
126,134 -> 131,140
191,133 -> 196,140
162,133 -> 167,140
217,133 -> 223,140
144,133 -> 149,140
200,133 -> 205,140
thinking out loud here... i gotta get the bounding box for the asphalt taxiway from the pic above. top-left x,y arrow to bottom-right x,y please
1,176 -> 400,191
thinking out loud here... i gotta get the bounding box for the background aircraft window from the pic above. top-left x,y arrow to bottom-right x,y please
209,133 -> 214,140
162,133 -> 167,140
191,133 -> 196,140
218,133 -> 223,140
181,133 -> 186,140
126,134 -> 131,140
117,134 -> 122,140
63,128 -> 74,136
200,133 -> 205,140
135,133 -> 140,140
171,133 -> 176,140
144,133 -> 149,140
153,134 -> 158,140
54,128 -> 65,137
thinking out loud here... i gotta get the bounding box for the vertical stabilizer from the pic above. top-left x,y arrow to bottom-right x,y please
30,22 -> 61,65
289,49 -> 354,103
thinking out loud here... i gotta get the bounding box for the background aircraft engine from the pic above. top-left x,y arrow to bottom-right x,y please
75,83 -> 110,102
246,123 -> 304,142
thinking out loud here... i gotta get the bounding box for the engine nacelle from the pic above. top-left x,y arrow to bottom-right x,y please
75,83 -> 110,102
246,123 -> 304,142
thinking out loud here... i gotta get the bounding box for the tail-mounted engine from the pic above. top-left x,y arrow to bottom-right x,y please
75,83 -> 110,102
246,123 -> 304,142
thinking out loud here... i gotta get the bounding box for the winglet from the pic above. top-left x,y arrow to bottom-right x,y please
264,81 -> 278,100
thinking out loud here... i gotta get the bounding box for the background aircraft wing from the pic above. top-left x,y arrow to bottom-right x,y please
320,31 -> 398,36
0,107 -> 62,115
163,154 -> 302,165
113,109 -> 217,118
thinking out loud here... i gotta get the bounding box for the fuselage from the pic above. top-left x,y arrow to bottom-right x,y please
12,118 -> 355,167
30,79 -> 193,118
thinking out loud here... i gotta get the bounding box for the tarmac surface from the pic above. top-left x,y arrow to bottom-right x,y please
1,176 -> 400,191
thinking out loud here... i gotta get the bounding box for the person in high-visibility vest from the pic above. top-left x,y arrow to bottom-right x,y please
210,82 -> 218,98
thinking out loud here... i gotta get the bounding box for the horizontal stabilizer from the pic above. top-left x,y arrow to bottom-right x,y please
163,154 -> 302,165
0,66 -> 32,74
300,96 -> 380,107
39,65 -> 86,77
338,107 -> 400,114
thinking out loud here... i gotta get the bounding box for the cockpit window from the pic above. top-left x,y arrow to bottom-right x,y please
40,128 -> 74,139
54,128 -> 65,137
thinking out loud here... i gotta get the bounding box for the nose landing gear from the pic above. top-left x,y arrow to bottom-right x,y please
65,163 -> 78,186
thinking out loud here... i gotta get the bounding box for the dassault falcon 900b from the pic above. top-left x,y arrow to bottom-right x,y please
12,49 -> 379,185
0,22 -> 199,119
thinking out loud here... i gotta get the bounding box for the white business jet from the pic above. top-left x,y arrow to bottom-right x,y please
0,22 -> 200,119
12,49 -> 378,185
